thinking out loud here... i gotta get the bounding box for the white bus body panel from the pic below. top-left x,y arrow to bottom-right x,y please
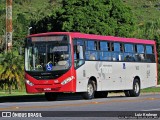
76,61 -> 157,92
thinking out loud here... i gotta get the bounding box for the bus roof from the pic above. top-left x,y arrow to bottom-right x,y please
28,32 -> 156,45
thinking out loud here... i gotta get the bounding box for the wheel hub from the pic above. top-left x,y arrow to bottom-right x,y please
87,84 -> 93,96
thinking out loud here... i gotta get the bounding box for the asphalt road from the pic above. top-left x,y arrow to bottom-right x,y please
0,93 -> 160,119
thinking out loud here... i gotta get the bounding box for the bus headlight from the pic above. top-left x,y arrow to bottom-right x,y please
25,79 -> 34,86
61,76 -> 75,85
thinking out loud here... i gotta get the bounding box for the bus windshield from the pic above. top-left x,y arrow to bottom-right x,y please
25,35 -> 71,72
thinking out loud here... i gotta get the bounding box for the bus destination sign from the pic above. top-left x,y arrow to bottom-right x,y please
31,35 -> 67,42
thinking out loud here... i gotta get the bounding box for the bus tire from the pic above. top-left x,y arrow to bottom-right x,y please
45,92 -> 58,101
94,91 -> 108,98
130,79 -> 140,97
82,81 -> 95,100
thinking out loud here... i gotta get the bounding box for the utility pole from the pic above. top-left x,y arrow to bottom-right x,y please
6,0 -> 12,52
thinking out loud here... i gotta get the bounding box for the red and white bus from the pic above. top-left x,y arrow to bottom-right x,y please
24,32 -> 158,100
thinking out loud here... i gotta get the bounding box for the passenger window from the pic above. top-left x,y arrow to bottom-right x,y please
99,41 -> 112,61
114,43 -> 120,52
112,53 -> 124,61
86,41 -> 97,50
124,44 -> 134,62
145,45 -> 155,62
137,45 -> 144,53
111,43 -> 124,61
135,44 -> 145,62
100,41 -> 109,51
124,53 -> 135,62
124,44 -> 134,53
85,51 -> 98,60
100,52 -> 112,61
85,40 -> 98,61
146,45 -> 153,54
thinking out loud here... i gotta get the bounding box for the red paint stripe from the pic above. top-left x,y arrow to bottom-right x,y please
28,32 -> 155,45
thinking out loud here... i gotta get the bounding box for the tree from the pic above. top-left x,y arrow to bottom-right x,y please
0,35 -> 5,53
32,0 -> 136,37
61,0 -> 136,36
0,52 -> 24,94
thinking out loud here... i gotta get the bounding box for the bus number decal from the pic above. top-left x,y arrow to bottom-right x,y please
101,67 -> 112,74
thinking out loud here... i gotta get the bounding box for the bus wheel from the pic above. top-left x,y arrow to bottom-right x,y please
130,79 -> 140,97
45,92 -> 58,101
82,81 -> 95,100
94,91 -> 108,98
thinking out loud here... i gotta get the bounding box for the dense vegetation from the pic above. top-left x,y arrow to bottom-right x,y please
0,0 -> 160,93
32,0 -> 136,37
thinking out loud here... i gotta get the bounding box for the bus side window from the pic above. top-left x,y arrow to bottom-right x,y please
112,42 -> 124,61
85,40 -> 98,61
135,44 -> 145,62
145,45 -> 155,62
119,43 -> 124,61
99,41 -> 112,61
112,43 -> 119,61
124,44 -> 134,62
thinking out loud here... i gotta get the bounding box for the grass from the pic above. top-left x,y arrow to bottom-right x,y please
0,91 -> 43,97
0,92 -> 28,96
0,86 -> 160,97
141,87 -> 160,93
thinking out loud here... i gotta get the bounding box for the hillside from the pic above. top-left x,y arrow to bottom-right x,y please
0,0 -> 160,48
0,0 -> 160,35
125,0 -> 160,23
